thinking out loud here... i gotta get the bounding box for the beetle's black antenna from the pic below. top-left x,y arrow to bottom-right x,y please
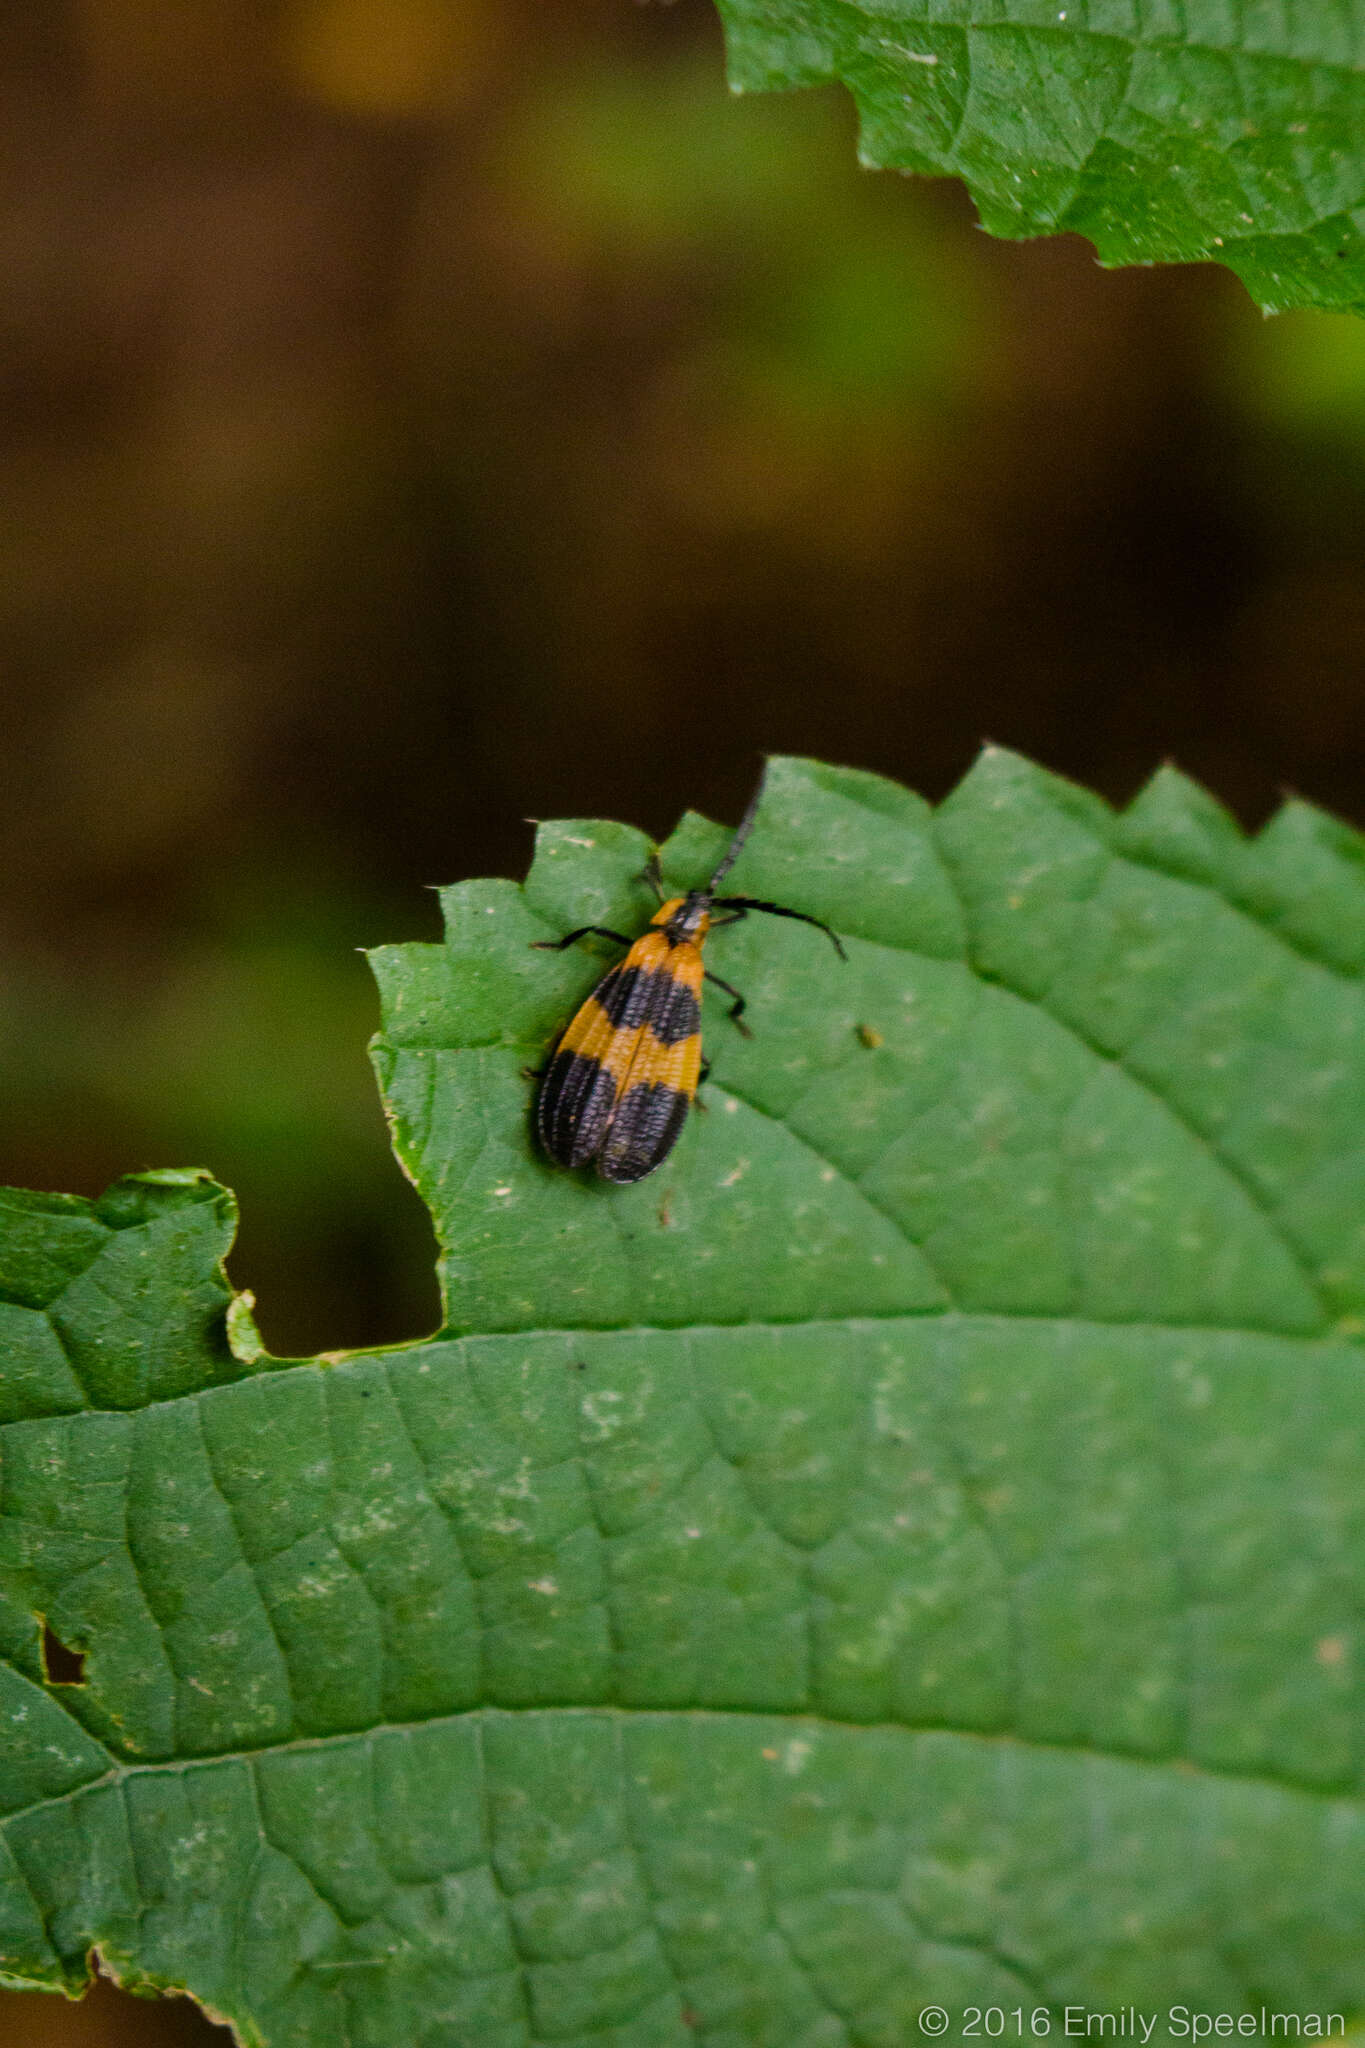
707,768 -> 766,895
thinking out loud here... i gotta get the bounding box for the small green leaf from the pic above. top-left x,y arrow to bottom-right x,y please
715,0 -> 1365,316
4,753 -> 1365,2043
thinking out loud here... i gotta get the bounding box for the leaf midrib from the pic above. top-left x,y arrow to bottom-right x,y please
2,1704 -> 1359,1838
4,1308 -> 1354,1431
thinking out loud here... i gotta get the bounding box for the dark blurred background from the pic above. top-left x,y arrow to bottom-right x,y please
4,3 -> 1365,2036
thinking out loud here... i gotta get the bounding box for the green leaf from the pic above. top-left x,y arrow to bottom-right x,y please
714,0 -> 1365,317
5,752 -> 1365,2044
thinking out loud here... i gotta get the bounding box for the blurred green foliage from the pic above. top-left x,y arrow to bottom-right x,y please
1238,307 -> 1365,443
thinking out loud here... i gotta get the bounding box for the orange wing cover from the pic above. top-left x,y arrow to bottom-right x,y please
536,925 -> 705,1183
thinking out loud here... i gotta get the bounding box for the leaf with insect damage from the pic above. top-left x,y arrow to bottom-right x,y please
4,754 -> 1365,2044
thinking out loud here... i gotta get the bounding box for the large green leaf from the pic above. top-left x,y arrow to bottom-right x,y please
4,753 -> 1365,2045
714,0 -> 1365,317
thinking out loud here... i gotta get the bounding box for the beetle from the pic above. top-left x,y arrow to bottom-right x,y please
532,776 -> 846,1184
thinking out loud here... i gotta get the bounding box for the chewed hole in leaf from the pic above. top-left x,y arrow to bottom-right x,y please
7,1962 -> 235,2043
39,1619 -> 85,1687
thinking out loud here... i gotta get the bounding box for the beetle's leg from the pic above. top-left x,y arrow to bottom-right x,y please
530,926 -> 631,952
704,968 -> 751,1038
711,897 -> 847,961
